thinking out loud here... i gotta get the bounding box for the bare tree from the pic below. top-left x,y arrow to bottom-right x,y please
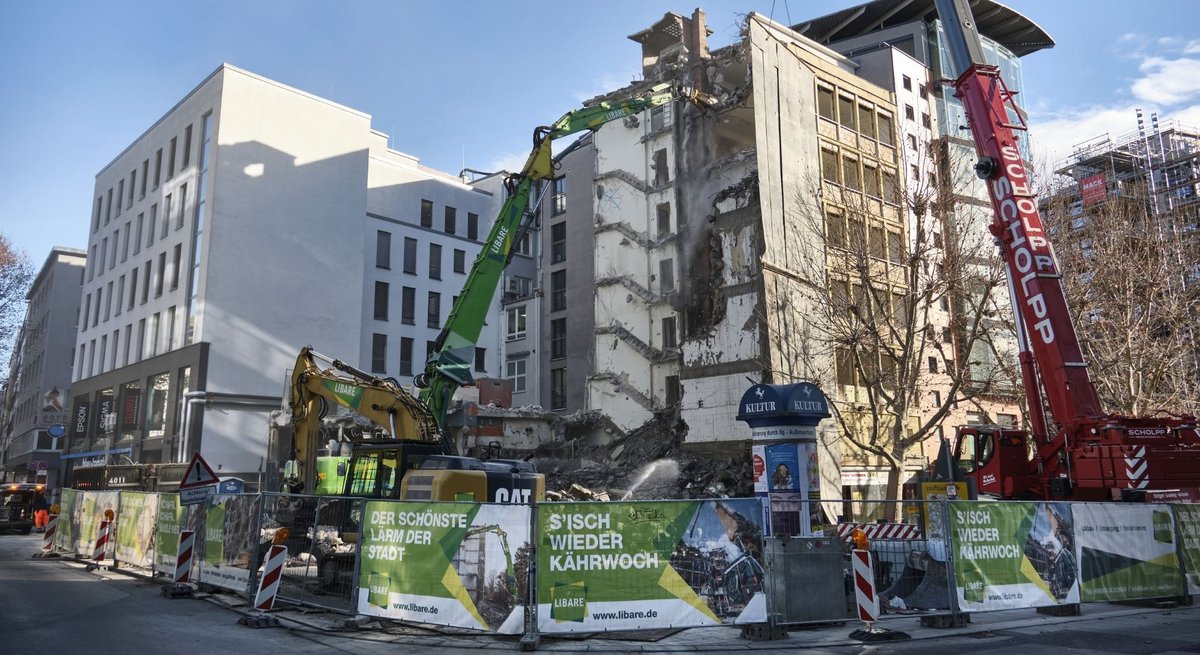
1041,185 -> 1200,416
780,140 -> 1020,514
0,233 -> 35,382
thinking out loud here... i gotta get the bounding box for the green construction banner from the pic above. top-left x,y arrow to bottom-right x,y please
114,491 -> 159,568
1074,503 -> 1183,601
1174,504 -> 1200,595
75,491 -> 120,558
536,499 -> 765,633
357,501 -> 531,634
54,488 -> 79,554
154,493 -> 188,574
950,501 -> 1079,611
198,494 -> 261,592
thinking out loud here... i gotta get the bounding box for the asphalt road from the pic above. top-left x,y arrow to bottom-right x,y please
3,528 -> 1199,654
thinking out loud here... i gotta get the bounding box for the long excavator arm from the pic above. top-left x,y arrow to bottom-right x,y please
286,346 -> 441,493
415,83 -> 707,438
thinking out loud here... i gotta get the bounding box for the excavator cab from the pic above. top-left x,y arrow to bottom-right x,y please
952,426 -> 1034,498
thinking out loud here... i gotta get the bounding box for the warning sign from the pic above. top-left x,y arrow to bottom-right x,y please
179,452 -> 219,489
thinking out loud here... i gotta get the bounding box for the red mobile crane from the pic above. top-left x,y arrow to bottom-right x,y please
933,0 -> 1200,501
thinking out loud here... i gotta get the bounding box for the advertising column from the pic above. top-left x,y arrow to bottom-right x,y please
737,383 -> 829,537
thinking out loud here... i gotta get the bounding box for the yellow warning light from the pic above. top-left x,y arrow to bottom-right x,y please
273,528 -> 291,545
850,528 -> 870,551
104,509 -> 116,521
50,504 -> 61,514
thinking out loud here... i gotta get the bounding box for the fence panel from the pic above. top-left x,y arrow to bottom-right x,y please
73,491 -> 121,558
197,493 -> 263,593
535,498 -> 765,634
53,488 -> 80,555
356,500 -> 532,633
255,493 -> 360,612
1073,502 -> 1184,602
113,491 -> 159,574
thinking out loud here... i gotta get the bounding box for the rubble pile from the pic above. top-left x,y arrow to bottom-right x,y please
532,410 -> 753,501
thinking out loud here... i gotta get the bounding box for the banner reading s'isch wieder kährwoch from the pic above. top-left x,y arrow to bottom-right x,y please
114,491 -> 159,569
951,500 -> 1080,611
1175,504 -> 1200,595
536,499 -> 765,633
1074,503 -> 1183,602
356,501 -> 532,634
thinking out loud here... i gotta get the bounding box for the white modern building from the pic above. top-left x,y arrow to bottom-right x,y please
66,64 -> 503,486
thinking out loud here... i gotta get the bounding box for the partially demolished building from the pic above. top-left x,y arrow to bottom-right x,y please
537,2 -> 1047,506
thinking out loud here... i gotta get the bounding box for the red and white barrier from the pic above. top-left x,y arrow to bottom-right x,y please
174,530 -> 195,583
40,514 -> 58,555
852,548 -> 879,626
253,545 -> 287,611
92,520 -> 113,562
837,522 -> 922,543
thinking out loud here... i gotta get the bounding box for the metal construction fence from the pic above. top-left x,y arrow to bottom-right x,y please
41,491 -> 1200,642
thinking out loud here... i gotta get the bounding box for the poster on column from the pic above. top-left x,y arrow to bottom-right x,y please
356,501 -> 532,634
950,501 -> 1079,611
75,491 -> 120,558
536,498 -> 765,633
54,488 -> 79,553
155,493 -> 187,574
114,491 -> 159,568
198,494 -> 262,591
1073,503 -> 1183,601
1174,504 -> 1200,595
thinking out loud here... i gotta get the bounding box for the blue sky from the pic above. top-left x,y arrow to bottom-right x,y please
3,1 -> 1199,264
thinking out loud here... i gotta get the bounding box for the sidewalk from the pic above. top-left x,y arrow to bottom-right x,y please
192,583 -> 1197,653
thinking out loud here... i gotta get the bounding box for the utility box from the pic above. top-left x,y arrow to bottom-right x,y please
764,536 -> 850,624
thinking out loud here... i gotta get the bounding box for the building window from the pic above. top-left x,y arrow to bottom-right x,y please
550,270 -> 566,312
665,375 -> 682,406
551,176 -> 566,216
128,268 -> 137,310
401,286 -> 415,325
507,305 -> 527,340
140,160 -> 148,198
843,155 -> 861,191
115,181 -> 123,218
662,316 -> 677,349
857,104 -> 876,139
147,204 -> 157,247
155,252 -> 166,297
183,124 -> 193,168
551,318 -> 566,359
444,206 -> 457,234
142,260 -> 151,303
474,347 -> 486,373
453,248 -> 466,274
170,244 -> 182,289
863,164 -> 880,198
128,171 -> 136,207
902,75 -> 912,91
550,222 -> 566,263
403,237 -> 417,274
371,334 -> 387,373
105,188 -> 113,224
506,358 -> 527,393
467,212 -> 479,240
659,259 -> 675,293
838,95 -> 856,131
905,104 -> 915,121
168,137 -> 177,179
821,148 -> 839,184
817,85 -> 835,121
427,291 -> 441,328
550,368 -> 566,410
883,169 -> 900,204
653,149 -> 669,186
399,337 -> 414,376
429,243 -> 442,280
922,112 -> 931,129
515,232 -> 532,256
420,199 -> 433,228
878,113 -> 894,145
177,183 -> 187,229
376,230 -> 391,269
507,275 -> 531,299
162,194 -> 171,238
928,356 -> 939,373
153,149 -> 162,189
650,104 -> 666,131
374,281 -> 389,320
656,203 -> 671,236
